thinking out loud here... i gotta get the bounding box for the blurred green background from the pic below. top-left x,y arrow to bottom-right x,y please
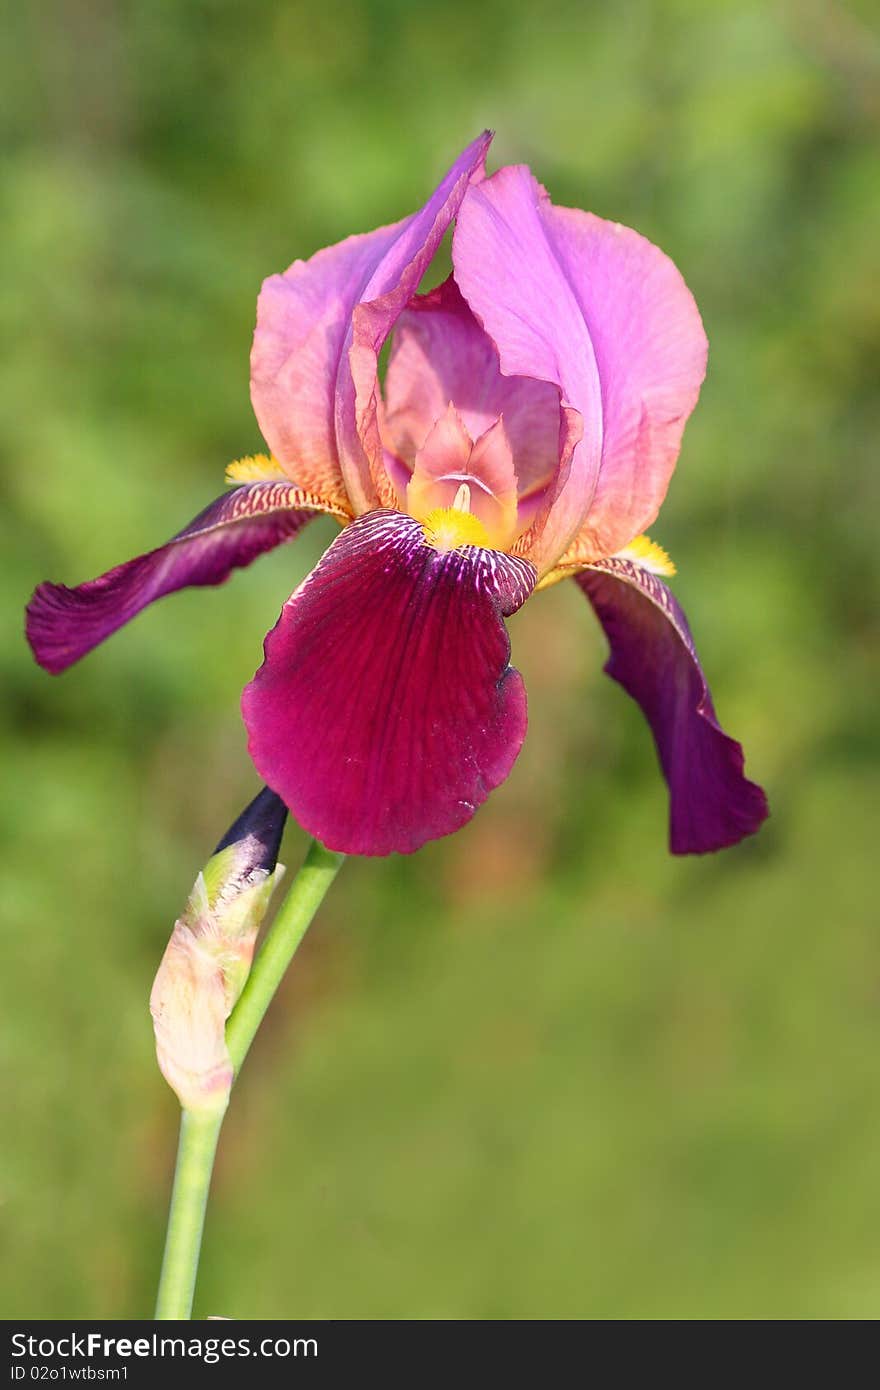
2,0 -> 878,1319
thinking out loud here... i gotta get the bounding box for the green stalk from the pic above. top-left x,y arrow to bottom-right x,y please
154,1107 -> 226,1320
154,839 -> 345,1320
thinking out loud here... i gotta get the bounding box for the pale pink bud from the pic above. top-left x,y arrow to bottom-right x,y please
150,789 -> 286,1112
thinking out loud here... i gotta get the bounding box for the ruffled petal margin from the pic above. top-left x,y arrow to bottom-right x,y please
243,509 -> 536,856
576,559 -> 768,854
26,482 -> 345,674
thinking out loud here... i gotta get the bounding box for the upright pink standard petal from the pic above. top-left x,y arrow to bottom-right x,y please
453,167 -> 707,568
577,559 -> 768,854
26,483 -> 338,674
252,232 -> 405,509
544,207 -> 707,559
453,165 -> 603,572
243,510 -> 536,856
251,134 -> 492,515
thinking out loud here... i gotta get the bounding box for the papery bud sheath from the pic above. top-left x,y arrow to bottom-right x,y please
150,788 -> 287,1111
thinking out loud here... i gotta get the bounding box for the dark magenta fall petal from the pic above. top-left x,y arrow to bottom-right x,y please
576,559 -> 768,854
242,509 -> 536,856
26,482 -> 334,674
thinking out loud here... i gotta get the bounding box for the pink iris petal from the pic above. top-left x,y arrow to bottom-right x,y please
409,400 -> 474,483
251,133 -> 492,517
453,166 -> 707,569
251,233 -> 404,511
466,418 -> 519,545
242,509 -> 536,856
26,483 -> 332,674
545,207 -> 707,560
384,278 -> 563,498
452,166 -> 602,572
577,559 -> 768,854
405,405 -> 518,548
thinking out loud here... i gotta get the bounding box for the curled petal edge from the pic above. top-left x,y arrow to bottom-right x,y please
26,482 -> 347,673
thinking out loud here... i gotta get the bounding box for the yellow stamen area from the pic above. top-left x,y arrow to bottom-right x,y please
225,453 -> 289,484
421,504 -> 491,552
535,530 -> 676,591
613,533 -> 676,576
534,567 -> 570,592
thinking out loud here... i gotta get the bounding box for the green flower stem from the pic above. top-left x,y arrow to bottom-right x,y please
154,839 -> 345,1320
154,1106 -> 225,1321
225,841 -> 345,1073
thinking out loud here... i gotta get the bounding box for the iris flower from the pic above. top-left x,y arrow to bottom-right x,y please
27,133 -> 767,857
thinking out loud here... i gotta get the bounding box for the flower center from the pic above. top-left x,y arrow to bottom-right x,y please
421,483 -> 491,551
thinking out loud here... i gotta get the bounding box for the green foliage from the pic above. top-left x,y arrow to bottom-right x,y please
2,0 -> 878,1318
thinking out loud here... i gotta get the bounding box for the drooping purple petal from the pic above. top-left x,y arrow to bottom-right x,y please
251,133 -> 492,517
242,509 -> 536,856
576,559 -> 768,854
453,166 -> 707,570
27,483 -> 341,674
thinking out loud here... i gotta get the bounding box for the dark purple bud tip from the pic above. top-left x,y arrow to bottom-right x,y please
212,786 -> 288,882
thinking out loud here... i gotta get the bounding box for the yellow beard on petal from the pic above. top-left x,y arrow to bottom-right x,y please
535,530 -> 677,590
225,454 -> 290,484
613,533 -> 676,575
421,506 -> 491,552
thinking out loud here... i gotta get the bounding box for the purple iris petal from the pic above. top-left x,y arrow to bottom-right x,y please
242,510 -> 536,856
577,559 -> 768,854
26,482 -> 334,674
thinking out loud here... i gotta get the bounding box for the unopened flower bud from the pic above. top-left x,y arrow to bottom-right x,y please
150,788 -> 287,1112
